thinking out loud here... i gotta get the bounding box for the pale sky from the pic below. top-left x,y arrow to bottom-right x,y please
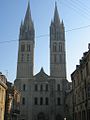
0,0 -> 90,82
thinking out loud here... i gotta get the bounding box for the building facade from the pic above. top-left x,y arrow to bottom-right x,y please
65,90 -> 73,120
0,72 -> 7,120
71,44 -> 90,120
4,81 -> 20,120
14,2 -> 68,120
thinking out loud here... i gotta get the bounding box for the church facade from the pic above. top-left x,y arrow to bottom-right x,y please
14,2 -> 68,120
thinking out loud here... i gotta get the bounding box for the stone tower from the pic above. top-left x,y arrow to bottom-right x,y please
50,2 -> 66,78
16,2 -> 35,79
14,2 -> 35,119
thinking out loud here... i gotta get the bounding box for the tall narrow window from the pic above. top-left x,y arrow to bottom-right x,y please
46,84 -> 48,91
40,97 -> 43,105
57,97 -> 61,105
21,44 -> 25,52
40,84 -> 43,91
22,97 -> 25,105
34,97 -> 38,105
35,84 -> 38,91
59,43 -> 62,52
27,44 -> 30,52
45,97 -> 49,105
57,84 -> 60,91
53,43 -> 57,52
23,84 -> 26,91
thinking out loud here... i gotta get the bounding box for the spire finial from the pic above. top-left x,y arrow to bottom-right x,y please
55,1 -> 57,14
54,1 -> 60,24
24,0 -> 32,26
41,67 -> 44,72
19,0 -> 34,41
27,0 -> 30,12
55,1 -> 57,8
28,0 -> 30,7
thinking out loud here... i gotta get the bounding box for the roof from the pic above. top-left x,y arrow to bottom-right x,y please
34,67 -> 49,81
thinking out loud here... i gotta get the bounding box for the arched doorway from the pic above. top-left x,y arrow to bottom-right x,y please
38,112 -> 45,120
56,114 -> 63,120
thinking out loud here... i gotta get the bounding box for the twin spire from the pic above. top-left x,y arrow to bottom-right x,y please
20,1 -> 61,40
23,1 -> 60,28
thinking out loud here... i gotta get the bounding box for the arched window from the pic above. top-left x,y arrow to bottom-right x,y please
46,84 -> 48,91
59,43 -> 62,52
23,84 -> 26,91
57,97 -> 61,105
53,43 -> 57,52
40,84 -> 43,91
56,114 -> 62,120
40,97 -> 43,105
34,97 -> 38,105
57,84 -> 60,91
22,97 -> 25,105
21,44 -> 25,52
27,44 -> 30,52
45,97 -> 49,105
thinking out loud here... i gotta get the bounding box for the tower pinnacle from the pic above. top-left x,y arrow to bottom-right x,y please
54,2 -> 60,24
19,1 -> 34,41
24,1 -> 33,29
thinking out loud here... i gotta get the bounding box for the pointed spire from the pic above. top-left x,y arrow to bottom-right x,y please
54,2 -> 60,24
40,67 -> 44,72
24,1 -> 33,29
19,1 -> 35,41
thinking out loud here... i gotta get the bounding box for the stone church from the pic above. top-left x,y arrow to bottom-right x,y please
14,2 -> 68,120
